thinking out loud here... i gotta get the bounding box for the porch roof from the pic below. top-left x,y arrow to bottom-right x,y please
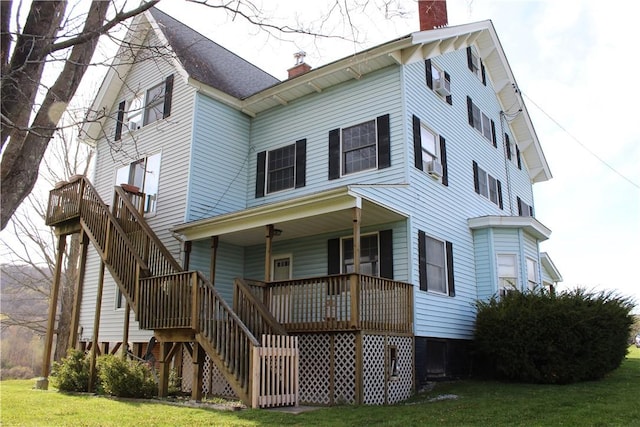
171,186 -> 408,245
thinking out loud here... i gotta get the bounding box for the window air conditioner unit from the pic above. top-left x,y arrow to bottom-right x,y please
433,76 -> 451,97
426,160 -> 443,179
128,121 -> 139,131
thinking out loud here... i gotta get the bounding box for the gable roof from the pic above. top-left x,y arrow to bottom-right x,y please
82,11 -> 550,183
148,8 -> 279,99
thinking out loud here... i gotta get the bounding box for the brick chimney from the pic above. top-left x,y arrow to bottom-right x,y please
287,51 -> 312,79
419,0 -> 448,31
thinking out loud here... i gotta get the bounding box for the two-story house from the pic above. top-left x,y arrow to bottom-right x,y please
44,0 -> 562,407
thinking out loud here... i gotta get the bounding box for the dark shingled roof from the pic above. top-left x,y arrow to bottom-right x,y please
149,7 -> 280,99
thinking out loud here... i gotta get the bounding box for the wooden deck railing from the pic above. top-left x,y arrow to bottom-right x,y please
234,278 -> 288,338
249,274 -> 413,334
45,177 -> 297,408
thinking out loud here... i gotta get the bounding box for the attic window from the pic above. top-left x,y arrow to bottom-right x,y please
466,46 -> 487,85
127,94 -> 143,130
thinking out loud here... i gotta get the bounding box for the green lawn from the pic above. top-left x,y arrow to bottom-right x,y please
2,346 -> 639,427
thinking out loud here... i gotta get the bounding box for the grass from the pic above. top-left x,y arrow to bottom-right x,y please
2,346 -> 639,427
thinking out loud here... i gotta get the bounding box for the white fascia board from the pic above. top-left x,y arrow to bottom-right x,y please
172,187 -> 359,241
468,215 -> 552,241
540,252 -> 563,282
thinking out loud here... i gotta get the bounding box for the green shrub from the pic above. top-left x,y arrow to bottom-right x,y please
50,349 -> 91,392
473,288 -> 635,384
97,355 -> 157,398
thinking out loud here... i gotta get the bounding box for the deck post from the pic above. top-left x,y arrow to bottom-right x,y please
191,342 -> 205,401
121,302 -> 130,359
38,234 -> 66,389
69,231 -> 89,350
158,341 -> 172,397
88,261 -> 106,392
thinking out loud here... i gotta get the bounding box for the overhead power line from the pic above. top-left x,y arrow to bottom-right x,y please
521,92 -> 640,191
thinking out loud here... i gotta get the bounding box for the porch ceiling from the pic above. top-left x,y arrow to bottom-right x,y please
172,187 -> 407,246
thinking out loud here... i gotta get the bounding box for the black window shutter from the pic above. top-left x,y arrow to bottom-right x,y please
467,96 -> 474,127
505,134 -> 512,159
163,74 -> 174,118
379,229 -> 393,279
377,114 -> 391,169
444,72 -> 452,105
327,238 -> 341,275
446,241 -> 455,297
115,100 -> 125,141
328,128 -> 340,180
255,151 -> 266,198
517,196 -> 523,216
491,120 -> 497,147
439,136 -> 448,186
472,161 -> 480,194
418,231 -> 427,291
295,139 -> 306,188
466,47 -> 473,71
529,205 -> 534,217
413,115 -> 423,170
516,145 -> 522,170
497,179 -> 503,209
425,59 -> 433,89
481,63 -> 487,86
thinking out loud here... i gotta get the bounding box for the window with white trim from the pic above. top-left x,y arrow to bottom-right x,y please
418,231 -> 455,296
115,153 -> 162,214
342,120 -> 378,175
342,233 -> 379,276
473,162 -> 503,208
420,124 -> 439,166
526,258 -> 538,291
468,47 -> 482,79
467,97 -> 495,145
497,254 -> 518,297
115,75 -> 173,139
267,144 -> 296,193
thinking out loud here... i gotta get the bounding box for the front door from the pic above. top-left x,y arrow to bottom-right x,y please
272,255 -> 292,281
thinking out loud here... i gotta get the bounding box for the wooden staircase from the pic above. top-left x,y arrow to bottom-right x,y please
45,176 -> 298,408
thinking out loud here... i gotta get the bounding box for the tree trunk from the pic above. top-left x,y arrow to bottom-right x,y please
54,233 -> 81,361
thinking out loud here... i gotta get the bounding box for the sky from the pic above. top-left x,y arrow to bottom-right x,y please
154,0 -> 640,310
3,0 -> 638,312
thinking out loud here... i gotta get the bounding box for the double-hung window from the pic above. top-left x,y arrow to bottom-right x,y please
115,153 -> 162,214
425,59 -> 452,104
342,120 -> 377,175
467,97 -> 496,146
412,115 -> 448,186
497,254 -> 518,297
255,139 -> 306,197
473,161 -> 503,209
328,115 -> 391,179
114,75 -> 174,141
342,234 -> 379,276
466,46 -> 486,85
418,231 -> 455,296
526,258 -> 538,291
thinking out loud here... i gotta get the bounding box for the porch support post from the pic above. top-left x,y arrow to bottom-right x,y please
121,302 -> 130,359
183,240 -> 192,270
158,341 -> 172,397
265,224 -> 274,282
191,341 -> 205,401
210,236 -> 218,283
352,207 -> 361,273
88,261 -> 106,393
39,234 -> 66,389
70,231 -> 89,350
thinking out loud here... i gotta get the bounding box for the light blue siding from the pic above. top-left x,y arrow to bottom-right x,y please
188,239 -> 245,304
247,66 -> 405,207
187,93 -> 251,222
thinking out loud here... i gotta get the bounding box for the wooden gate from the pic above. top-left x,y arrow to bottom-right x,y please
252,335 -> 299,408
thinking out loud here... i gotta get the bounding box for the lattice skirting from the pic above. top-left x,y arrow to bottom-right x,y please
180,345 -> 237,398
362,334 -> 413,405
180,333 -> 413,405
